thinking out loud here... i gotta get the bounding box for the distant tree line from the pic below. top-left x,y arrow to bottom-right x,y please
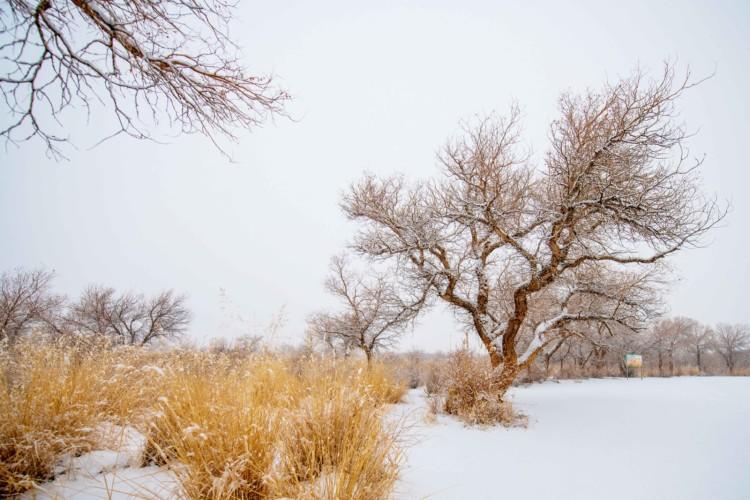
520,317 -> 749,378
0,268 -> 190,345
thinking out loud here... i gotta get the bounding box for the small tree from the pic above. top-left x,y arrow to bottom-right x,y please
68,285 -> 190,345
647,317 -> 693,376
0,0 -> 288,158
0,268 -> 64,342
713,324 -> 749,375
683,322 -> 713,374
308,255 -> 426,364
343,64 -> 724,398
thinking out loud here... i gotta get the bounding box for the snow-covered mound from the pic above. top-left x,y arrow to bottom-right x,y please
395,377 -> 750,500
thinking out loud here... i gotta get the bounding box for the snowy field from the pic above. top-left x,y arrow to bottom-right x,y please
395,377 -> 750,500
23,377 -> 750,499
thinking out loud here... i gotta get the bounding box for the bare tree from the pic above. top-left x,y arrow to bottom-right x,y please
342,64 -> 725,398
308,255 -> 426,364
683,321 -> 713,374
647,317 -> 693,376
0,0 -> 288,158
539,335 -> 566,377
713,324 -> 749,375
0,268 -> 64,342
68,285 -> 190,345
234,334 -> 264,354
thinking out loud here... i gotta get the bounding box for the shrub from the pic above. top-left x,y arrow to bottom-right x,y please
423,360 -> 446,396
441,349 -> 524,427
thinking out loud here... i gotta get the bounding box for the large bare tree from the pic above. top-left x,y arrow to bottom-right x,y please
342,65 -> 724,397
308,255 -> 426,364
68,284 -> 190,345
0,268 -> 64,342
0,0 -> 288,158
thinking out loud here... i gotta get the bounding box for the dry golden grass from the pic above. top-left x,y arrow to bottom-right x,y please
0,338 -> 168,496
145,355 -> 405,499
143,358 -> 281,498
440,349 -> 524,427
1,339 -> 405,499
274,384 -> 402,499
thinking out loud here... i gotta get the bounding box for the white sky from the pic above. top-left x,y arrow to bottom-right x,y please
1,0 -> 748,351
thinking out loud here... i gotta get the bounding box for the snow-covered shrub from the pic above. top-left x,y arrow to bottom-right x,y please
377,351 -> 426,389
423,359 -> 447,396
441,349 -> 525,427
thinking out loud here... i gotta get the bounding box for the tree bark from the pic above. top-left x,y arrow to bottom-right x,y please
496,362 -> 518,399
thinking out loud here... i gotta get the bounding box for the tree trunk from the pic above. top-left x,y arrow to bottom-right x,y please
658,351 -> 663,377
668,350 -> 674,377
593,347 -> 607,377
495,362 -> 518,401
488,349 -> 502,368
696,346 -> 702,374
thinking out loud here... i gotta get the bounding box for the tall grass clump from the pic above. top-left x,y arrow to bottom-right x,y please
0,337 -> 166,496
143,353 -> 284,498
0,342 -> 94,495
273,360 -> 404,499
144,355 -> 405,499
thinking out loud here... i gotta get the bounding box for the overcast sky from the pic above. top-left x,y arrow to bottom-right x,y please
1,0 -> 748,351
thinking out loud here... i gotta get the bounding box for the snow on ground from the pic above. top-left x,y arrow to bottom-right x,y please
24,465 -> 178,500
21,377 -> 749,499
394,377 -> 750,500
22,425 -> 178,500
